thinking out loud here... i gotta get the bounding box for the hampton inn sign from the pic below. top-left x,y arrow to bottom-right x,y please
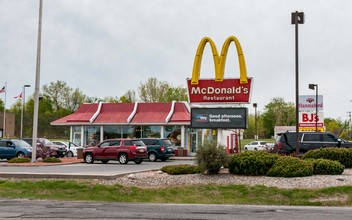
187,36 -> 253,104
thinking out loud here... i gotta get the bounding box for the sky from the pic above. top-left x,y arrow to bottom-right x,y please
1,0 -> 352,121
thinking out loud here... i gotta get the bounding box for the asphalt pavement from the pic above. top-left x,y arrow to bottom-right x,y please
0,157 -> 195,180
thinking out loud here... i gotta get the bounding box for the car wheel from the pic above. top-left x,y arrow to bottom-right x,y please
84,153 -> 94,164
134,158 -> 143,164
16,152 -> 25,158
160,157 -> 168,162
66,151 -> 74,158
148,152 -> 157,162
118,153 -> 128,164
254,148 -> 258,151
244,147 -> 248,151
101,160 -> 109,164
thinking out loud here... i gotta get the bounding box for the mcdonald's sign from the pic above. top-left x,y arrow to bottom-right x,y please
187,36 -> 253,103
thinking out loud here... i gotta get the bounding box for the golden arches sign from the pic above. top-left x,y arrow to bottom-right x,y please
191,36 -> 248,85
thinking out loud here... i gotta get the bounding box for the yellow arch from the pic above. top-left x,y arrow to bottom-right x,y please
191,36 -> 248,85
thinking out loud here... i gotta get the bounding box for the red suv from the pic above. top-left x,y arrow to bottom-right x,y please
83,139 -> 147,164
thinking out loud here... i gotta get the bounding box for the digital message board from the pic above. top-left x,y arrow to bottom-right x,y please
191,107 -> 248,129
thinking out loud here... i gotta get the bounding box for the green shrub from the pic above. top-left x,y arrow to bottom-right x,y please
195,140 -> 228,174
228,151 -> 280,176
161,164 -> 201,175
267,156 -> 313,177
7,157 -> 31,163
303,147 -> 352,168
43,157 -> 62,163
305,158 -> 344,175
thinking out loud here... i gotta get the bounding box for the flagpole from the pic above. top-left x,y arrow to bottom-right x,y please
2,82 -> 6,138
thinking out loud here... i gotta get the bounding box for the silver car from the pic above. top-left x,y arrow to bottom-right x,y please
243,141 -> 268,151
52,141 -> 83,157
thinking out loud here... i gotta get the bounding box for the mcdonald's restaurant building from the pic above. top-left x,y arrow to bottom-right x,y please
51,36 -> 252,155
51,101 -> 205,155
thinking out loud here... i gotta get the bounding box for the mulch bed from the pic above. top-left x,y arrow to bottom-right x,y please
2,157 -> 84,166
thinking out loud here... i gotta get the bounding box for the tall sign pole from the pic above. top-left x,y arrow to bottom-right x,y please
31,0 -> 43,162
291,11 -> 304,155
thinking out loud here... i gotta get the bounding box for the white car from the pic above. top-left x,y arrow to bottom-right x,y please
52,141 -> 83,157
243,141 -> 268,151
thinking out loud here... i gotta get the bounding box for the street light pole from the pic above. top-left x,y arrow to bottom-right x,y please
309,84 -> 318,132
20,85 -> 30,139
253,103 -> 258,140
31,0 -> 43,162
292,11 -> 304,155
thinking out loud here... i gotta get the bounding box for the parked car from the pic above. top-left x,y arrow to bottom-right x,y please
83,138 -> 148,164
140,138 -> 175,162
274,131 -> 352,154
243,141 -> 268,151
52,141 -> 83,157
0,139 -> 32,159
22,138 -> 66,158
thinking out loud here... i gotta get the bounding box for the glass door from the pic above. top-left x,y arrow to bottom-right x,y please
189,132 -> 198,155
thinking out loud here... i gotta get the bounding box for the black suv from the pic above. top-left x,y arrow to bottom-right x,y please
140,138 -> 174,162
275,131 -> 352,154
22,138 -> 66,158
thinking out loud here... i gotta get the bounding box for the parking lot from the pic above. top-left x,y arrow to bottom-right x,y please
0,158 -> 195,180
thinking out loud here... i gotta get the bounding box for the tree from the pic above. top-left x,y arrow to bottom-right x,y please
165,87 -> 188,102
243,113 -> 265,139
324,117 -> 344,137
138,77 -> 188,102
42,81 -> 71,111
0,99 -> 4,111
261,97 -> 295,138
119,90 -> 136,103
68,88 -> 86,112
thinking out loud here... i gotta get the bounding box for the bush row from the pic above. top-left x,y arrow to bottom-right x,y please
228,150 -> 345,177
303,147 -> 352,168
161,164 -> 201,175
7,157 -> 61,163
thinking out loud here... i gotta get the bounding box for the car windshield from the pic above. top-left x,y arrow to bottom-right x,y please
12,140 -> 31,148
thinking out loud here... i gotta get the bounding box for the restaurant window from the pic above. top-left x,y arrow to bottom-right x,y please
164,126 -> 181,146
142,126 -> 161,138
103,126 -> 122,139
122,126 -> 134,138
84,126 -> 100,147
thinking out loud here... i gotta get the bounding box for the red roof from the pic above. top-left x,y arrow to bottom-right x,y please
51,102 -> 190,125
130,103 -> 171,124
94,103 -> 135,123
51,103 -> 99,124
168,102 -> 191,123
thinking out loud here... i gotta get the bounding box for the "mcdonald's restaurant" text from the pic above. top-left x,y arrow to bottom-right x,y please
190,86 -> 249,95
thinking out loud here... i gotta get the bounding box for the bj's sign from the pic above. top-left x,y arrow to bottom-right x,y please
187,36 -> 253,104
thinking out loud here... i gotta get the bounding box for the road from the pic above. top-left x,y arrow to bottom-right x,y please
0,199 -> 352,220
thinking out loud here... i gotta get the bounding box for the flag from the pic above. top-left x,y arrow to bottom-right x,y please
0,86 -> 5,93
14,92 -> 22,99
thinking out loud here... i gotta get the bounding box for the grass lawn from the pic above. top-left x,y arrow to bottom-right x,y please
0,179 -> 351,206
